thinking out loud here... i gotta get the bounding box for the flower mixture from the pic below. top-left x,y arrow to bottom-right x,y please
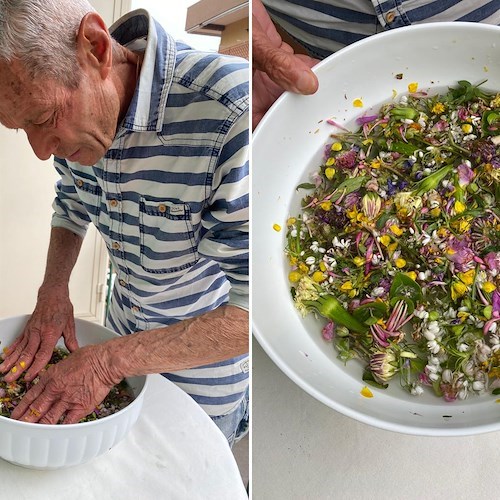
286,80 -> 500,401
0,348 -> 134,422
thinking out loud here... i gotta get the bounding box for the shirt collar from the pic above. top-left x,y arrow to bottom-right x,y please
109,9 -> 176,133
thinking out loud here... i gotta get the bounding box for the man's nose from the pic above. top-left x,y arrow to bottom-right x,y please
26,128 -> 59,161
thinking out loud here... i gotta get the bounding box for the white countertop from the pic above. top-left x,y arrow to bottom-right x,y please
0,374 -> 247,500
253,338 -> 497,500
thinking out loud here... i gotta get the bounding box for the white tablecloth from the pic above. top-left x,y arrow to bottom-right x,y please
0,374 -> 247,500
253,338 -> 497,500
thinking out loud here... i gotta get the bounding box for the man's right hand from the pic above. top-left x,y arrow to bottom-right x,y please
0,285 -> 78,382
252,0 -> 319,129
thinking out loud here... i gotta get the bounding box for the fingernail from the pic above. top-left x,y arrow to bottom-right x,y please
295,70 -> 318,94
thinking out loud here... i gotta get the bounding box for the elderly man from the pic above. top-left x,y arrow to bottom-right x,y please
0,0 -> 249,445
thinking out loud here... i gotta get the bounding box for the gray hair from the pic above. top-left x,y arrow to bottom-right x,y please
0,0 -> 96,88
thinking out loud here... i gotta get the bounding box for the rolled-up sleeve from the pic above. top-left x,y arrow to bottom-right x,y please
51,157 -> 90,239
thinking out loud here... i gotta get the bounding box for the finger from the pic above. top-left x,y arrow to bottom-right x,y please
10,375 -> 46,420
63,318 -> 79,353
63,408 -> 89,425
24,343 -> 59,382
0,335 -> 28,373
38,400 -> 68,425
0,344 -> 32,381
264,48 -> 318,95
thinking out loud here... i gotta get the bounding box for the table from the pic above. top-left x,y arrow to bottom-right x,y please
0,374 -> 247,500
253,338 -> 498,500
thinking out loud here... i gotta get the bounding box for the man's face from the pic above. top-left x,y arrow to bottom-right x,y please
0,60 -> 119,166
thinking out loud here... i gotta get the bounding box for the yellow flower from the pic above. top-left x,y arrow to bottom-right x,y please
430,207 -> 441,217
326,157 -> 336,166
461,123 -> 473,134
353,98 -> 363,107
379,235 -> 391,247
288,271 -> 301,283
454,200 -> 466,214
319,261 -> 327,272
371,159 -> 382,169
331,142 -> 343,151
458,269 -> 475,286
390,224 -> 404,236
431,102 -> 445,114
457,311 -> 470,322
273,223 -> 281,232
340,281 -> 354,291
408,82 -> 418,93
450,217 -> 472,233
312,271 -> 326,283
395,258 -> 406,268
387,242 -> 398,255
320,201 -> 332,211
287,217 -> 296,226
353,256 -> 365,267
451,281 -> 468,301
299,263 -> 309,273
325,167 -> 336,179
483,282 -> 497,293
360,386 -> 373,398
405,271 -> 417,280
491,93 -> 500,107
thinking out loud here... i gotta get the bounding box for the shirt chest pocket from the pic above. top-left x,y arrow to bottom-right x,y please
139,197 -> 199,274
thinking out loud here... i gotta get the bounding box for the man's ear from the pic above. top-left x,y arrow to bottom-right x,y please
76,12 -> 112,79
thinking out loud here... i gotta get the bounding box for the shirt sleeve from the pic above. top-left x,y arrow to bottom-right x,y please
50,157 -> 91,238
198,109 -> 249,312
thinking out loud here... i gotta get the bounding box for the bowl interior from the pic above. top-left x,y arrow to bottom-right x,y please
252,22 -> 500,436
0,314 -> 147,427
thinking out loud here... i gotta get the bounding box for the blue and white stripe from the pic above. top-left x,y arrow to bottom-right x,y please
262,0 -> 500,59
51,9 -> 249,417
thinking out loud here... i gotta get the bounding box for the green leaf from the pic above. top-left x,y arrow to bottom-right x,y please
389,273 -> 423,303
389,296 -> 416,315
330,176 -> 366,202
492,388 -> 500,395
353,301 -> 388,324
296,182 -> 316,191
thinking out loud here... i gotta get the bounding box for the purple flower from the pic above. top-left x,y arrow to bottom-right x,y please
457,163 -> 475,187
446,238 -> 476,271
356,114 -> 378,126
493,290 -> 500,314
335,149 -> 358,169
484,252 -> 500,274
322,321 -> 335,341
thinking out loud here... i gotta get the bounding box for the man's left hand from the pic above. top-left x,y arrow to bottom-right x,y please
11,345 -> 118,424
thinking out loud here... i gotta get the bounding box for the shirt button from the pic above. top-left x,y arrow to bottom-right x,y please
158,204 -> 167,213
109,199 -> 118,208
118,279 -> 126,286
385,11 -> 396,23
131,306 -> 140,313
75,179 -> 83,187
112,242 -> 120,250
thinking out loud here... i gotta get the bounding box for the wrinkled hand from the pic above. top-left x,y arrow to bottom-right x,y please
0,286 -> 78,382
252,0 -> 319,129
11,344 -> 118,425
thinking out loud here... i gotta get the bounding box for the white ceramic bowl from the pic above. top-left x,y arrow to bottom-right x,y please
253,22 -> 500,436
0,315 -> 149,469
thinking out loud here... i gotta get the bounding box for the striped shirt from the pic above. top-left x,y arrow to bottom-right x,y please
50,9 -> 249,417
262,0 -> 500,59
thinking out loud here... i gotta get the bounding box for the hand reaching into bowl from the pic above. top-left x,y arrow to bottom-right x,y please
252,0 -> 319,129
10,343 -> 118,425
0,284 -> 79,383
